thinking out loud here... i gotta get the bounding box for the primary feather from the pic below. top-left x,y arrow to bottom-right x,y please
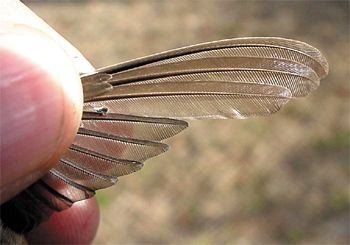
84,81 -> 291,119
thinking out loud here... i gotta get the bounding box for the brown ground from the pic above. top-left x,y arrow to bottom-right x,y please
27,1 -> 349,244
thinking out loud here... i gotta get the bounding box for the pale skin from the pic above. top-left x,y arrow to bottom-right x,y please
0,1 -> 99,243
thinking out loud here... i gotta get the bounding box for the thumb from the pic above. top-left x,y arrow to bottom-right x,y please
0,25 -> 83,203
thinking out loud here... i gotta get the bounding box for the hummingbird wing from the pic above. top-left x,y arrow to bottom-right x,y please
39,37 -> 328,210
1,37 -> 328,232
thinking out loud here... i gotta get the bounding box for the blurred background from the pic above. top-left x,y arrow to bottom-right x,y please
25,1 -> 349,244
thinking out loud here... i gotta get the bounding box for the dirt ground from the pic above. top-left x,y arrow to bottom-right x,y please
26,1 -> 349,244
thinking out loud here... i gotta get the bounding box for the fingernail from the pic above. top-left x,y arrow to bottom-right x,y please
0,25 -> 83,202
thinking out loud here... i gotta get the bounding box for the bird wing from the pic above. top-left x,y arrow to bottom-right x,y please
1,37 -> 328,231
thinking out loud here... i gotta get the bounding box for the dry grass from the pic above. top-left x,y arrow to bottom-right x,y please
27,1 -> 349,244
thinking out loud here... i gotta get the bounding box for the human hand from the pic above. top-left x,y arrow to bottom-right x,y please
0,1 -> 99,243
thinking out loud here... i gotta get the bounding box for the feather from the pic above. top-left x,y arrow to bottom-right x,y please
73,128 -> 168,162
28,180 -> 73,211
81,73 -> 113,100
84,81 -> 291,119
108,57 -> 317,83
98,37 -> 328,79
42,170 -> 95,203
62,145 -> 143,177
53,159 -> 117,190
81,112 -> 188,141
118,70 -> 317,97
